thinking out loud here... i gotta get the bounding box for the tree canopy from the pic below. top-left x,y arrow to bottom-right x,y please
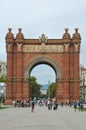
0,76 -> 6,83
47,82 -> 56,98
29,76 -> 42,99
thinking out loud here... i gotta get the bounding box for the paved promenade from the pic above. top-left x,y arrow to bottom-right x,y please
0,105 -> 86,130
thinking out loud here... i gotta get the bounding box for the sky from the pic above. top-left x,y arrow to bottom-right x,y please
0,0 -> 86,84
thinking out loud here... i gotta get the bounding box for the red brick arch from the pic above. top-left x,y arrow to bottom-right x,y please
5,28 -> 81,103
24,56 -> 61,79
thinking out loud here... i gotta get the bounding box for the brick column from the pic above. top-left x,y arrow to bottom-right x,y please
23,80 -> 29,100
56,78 -> 63,102
12,48 -> 17,100
73,44 -> 80,100
69,50 -> 74,101
5,28 -> 14,102
16,46 -> 23,100
6,49 -> 13,99
63,44 -> 70,101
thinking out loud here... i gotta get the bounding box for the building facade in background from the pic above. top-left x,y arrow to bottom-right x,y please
80,65 -> 86,101
0,61 -> 6,102
0,61 -> 6,78
5,28 -> 81,103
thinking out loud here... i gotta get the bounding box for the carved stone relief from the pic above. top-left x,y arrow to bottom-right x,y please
74,43 -> 79,52
23,44 -> 63,52
17,43 -> 22,51
64,44 -> 69,52
7,44 -> 12,52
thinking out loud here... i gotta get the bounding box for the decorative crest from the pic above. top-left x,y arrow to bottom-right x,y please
39,34 -> 47,43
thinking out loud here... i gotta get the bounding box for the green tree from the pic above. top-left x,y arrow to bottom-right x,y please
47,82 -> 56,98
29,76 -> 42,99
0,76 -> 6,83
80,85 -> 86,101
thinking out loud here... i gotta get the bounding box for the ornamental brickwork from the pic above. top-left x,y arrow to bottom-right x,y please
5,28 -> 81,103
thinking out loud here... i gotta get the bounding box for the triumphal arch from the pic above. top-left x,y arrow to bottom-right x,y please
5,28 -> 81,103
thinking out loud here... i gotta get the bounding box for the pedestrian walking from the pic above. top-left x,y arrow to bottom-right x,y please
78,101 -> 81,111
73,99 -> 77,112
47,99 -> 51,110
53,101 -> 58,110
31,100 -> 35,112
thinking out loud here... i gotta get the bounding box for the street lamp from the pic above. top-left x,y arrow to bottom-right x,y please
83,76 -> 85,102
1,89 -> 4,103
48,81 -> 50,98
30,85 -> 34,100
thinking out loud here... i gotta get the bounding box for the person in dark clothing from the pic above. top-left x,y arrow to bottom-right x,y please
31,101 -> 35,112
73,99 -> 77,112
53,101 -> 58,110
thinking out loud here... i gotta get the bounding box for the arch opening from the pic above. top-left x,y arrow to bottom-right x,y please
24,57 -> 62,80
30,64 -> 56,99
24,57 -> 62,100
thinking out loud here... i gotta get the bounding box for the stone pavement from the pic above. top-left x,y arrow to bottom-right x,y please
0,105 -> 86,130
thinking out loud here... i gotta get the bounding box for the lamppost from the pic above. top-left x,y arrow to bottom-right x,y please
48,81 -> 50,98
83,76 -> 85,102
30,85 -> 34,100
1,88 -> 4,103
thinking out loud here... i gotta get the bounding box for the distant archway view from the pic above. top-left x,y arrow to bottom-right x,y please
30,64 -> 56,100
5,28 -> 81,103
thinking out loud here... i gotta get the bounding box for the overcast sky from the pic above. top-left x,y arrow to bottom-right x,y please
0,0 -> 86,84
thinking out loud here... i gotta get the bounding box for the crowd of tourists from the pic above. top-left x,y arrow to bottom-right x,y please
62,99 -> 84,112
37,99 -> 58,110
11,98 -> 84,112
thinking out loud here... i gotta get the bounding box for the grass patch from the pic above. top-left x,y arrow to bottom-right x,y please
77,107 -> 86,111
81,107 -> 86,111
0,106 -> 9,110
